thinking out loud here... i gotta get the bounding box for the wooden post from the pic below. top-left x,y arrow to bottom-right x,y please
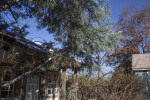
146,71 -> 150,93
132,70 -> 135,80
40,72 -> 46,100
20,67 -> 26,100
20,77 -> 26,100
62,69 -> 66,100
74,69 -> 77,100
0,71 -> 2,91
0,71 -> 2,85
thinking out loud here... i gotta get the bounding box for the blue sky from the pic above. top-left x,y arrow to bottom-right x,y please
5,0 -> 149,73
19,0 -> 150,73
107,0 -> 150,22
25,0 -> 150,44
22,0 -> 150,73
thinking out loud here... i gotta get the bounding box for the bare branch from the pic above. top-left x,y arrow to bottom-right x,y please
1,57 -> 52,87
8,5 -> 22,34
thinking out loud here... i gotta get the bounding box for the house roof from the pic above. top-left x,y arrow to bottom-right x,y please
0,32 -> 50,55
0,32 -> 85,69
132,53 -> 150,71
62,57 -> 85,69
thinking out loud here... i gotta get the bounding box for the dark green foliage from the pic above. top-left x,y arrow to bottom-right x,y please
0,0 -> 121,71
29,0 -> 121,69
0,0 -> 33,37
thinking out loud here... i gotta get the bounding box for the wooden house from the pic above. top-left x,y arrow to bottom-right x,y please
0,32 -> 84,100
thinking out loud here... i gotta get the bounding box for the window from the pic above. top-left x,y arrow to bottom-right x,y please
0,71 -> 14,100
47,72 -> 58,96
25,75 -> 39,100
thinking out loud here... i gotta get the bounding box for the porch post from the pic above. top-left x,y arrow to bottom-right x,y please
146,71 -> 150,92
74,68 -> 77,100
0,71 -> 2,90
0,71 -> 2,85
20,67 -> 26,100
62,68 -> 66,100
20,77 -> 26,100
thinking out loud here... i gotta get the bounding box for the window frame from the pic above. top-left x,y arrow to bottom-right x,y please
25,75 -> 40,100
46,71 -> 59,96
0,71 -> 15,100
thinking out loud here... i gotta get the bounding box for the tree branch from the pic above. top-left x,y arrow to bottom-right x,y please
97,71 -> 113,82
1,57 -> 52,88
8,4 -> 22,34
0,0 -> 22,12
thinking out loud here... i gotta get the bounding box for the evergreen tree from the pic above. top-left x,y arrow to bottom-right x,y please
0,0 -> 34,37
30,0 -> 121,70
0,0 -> 121,72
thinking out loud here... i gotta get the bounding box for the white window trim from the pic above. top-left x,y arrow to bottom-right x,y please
47,72 -> 58,96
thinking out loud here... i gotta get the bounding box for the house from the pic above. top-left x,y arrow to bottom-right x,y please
132,53 -> 150,93
0,32 -> 84,100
